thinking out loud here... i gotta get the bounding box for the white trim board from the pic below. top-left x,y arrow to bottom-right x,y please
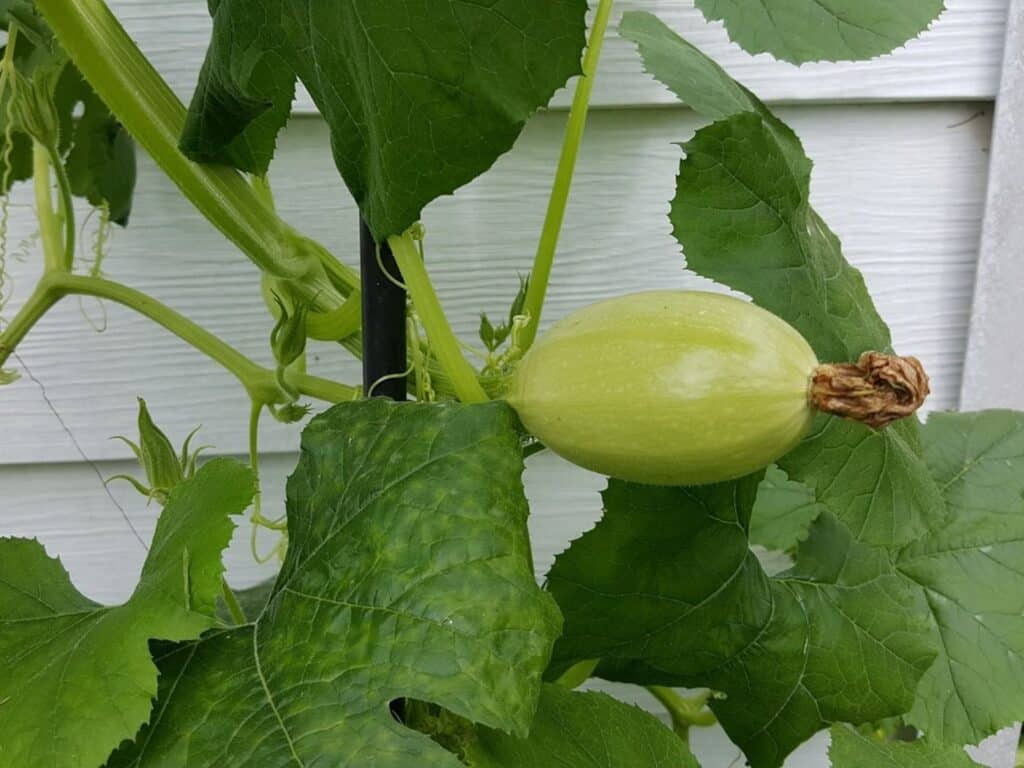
962,0 -> 1024,411
959,2 -> 1024,766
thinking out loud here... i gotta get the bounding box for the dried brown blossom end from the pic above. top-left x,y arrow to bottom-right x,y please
810,352 -> 930,429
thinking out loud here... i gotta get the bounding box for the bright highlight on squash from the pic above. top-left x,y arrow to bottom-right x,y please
508,291 -> 929,486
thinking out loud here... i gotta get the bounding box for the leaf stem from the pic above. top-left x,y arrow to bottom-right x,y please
251,175 -> 276,213
221,580 -> 247,625
646,686 -> 717,742
519,0 -> 615,350
54,272 -> 278,397
0,280 -> 61,366
44,143 -> 76,271
247,399 -> 264,524
32,142 -> 63,272
0,271 -> 358,404
286,368 -> 357,403
553,658 -> 600,689
306,296 -> 362,342
389,232 -> 487,403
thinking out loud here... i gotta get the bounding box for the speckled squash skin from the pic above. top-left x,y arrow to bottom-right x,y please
507,291 -> 820,486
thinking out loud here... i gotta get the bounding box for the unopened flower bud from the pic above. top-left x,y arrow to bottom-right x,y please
270,295 -> 308,369
271,402 -> 312,424
136,397 -> 185,495
12,70 -> 60,147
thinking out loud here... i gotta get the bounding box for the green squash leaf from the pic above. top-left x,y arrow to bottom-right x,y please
751,465 -> 824,552
619,11 -> 765,121
108,400 -> 562,767
777,412 -> 943,549
623,11 -> 892,360
673,111 -> 889,365
898,411 -> 1024,745
828,725 -> 983,767
0,459 -> 254,768
57,65 -> 137,225
718,514 -> 935,766
621,9 -> 905,346
694,0 -> 945,65
621,13 -> 941,433
547,477 -> 773,684
546,477 -> 936,768
183,0 -> 587,240
464,685 -> 701,767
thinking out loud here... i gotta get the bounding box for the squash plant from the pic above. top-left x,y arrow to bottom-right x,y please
0,1 -> 1019,767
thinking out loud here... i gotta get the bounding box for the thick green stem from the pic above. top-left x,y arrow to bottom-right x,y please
7,272 -> 359,404
45,143 -> 76,270
646,687 -> 717,742
307,296 -> 362,342
389,233 -> 488,403
0,281 -> 61,368
247,399 -> 268,562
34,0 -> 353,308
247,398 -> 264,518
286,369 -> 358,403
250,175 -> 276,213
519,0 -> 615,350
32,142 -> 63,272
54,273 -> 276,397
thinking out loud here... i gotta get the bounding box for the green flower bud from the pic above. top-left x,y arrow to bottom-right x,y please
270,294 -> 308,369
270,402 -> 312,424
11,69 -> 60,147
136,397 -> 184,496
479,313 -> 497,351
109,400 -> 208,505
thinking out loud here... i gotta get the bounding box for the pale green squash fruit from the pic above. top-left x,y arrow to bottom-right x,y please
508,291 -> 819,486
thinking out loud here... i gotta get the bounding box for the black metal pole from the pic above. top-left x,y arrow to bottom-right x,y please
361,218 -> 407,720
360,219 -> 407,400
